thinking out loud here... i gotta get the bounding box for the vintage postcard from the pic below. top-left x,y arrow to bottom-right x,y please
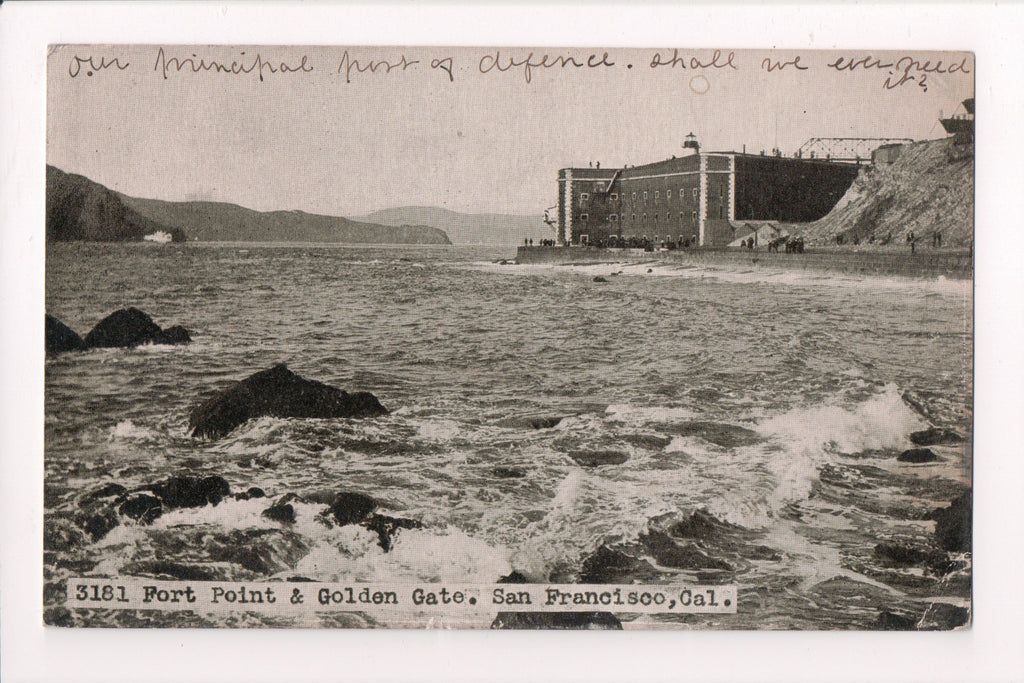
44,44 -> 973,631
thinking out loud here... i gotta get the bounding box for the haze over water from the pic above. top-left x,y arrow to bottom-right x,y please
45,243 -> 972,628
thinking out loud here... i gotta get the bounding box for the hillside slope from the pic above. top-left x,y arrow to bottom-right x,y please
356,206 -> 550,246
46,166 -> 183,242
801,138 -> 974,247
121,196 -> 451,245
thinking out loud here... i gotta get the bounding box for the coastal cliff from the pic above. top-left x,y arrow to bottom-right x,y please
46,166 -> 451,245
801,138 -> 974,247
46,166 -> 184,243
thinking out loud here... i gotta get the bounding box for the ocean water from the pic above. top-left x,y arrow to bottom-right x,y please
44,243 -> 972,629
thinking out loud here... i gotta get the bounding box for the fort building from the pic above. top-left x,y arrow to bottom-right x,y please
557,141 -> 859,247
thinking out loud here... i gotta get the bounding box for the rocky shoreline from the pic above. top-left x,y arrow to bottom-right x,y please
514,245 -> 973,280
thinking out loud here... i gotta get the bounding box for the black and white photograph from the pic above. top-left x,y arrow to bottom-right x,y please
39,43 -> 978,631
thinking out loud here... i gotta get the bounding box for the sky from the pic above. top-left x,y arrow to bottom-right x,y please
47,45 -> 974,217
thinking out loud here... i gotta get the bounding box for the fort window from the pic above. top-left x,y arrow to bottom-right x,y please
632,192 -> 637,201
643,213 -> 648,222
632,214 -> 636,222
580,213 -> 589,221
691,210 -> 697,222
580,193 -> 589,201
667,190 -> 672,200
610,193 -> 618,200
692,188 -> 698,199
655,190 -> 660,200
610,214 -> 618,222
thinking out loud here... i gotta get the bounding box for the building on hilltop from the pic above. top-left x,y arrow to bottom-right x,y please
557,141 -> 859,247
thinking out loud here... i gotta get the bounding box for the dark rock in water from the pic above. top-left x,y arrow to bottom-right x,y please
873,542 -> 949,569
497,416 -> 564,430
639,530 -> 732,570
119,494 -> 163,524
933,491 -> 972,552
44,606 -> 75,628
326,491 -> 378,526
579,545 -> 658,583
83,307 -> 163,348
45,315 -> 87,354
498,570 -> 531,584
910,427 -> 963,446
493,466 -> 526,479
74,506 -> 120,541
44,518 -> 87,552
123,560 -> 225,581
155,325 -> 192,345
262,499 -> 296,524
79,482 -> 128,506
666,421 -> 763,448
877,609 -> 919,630
364,513 -> 423,551
286,576 -> 317,582
188,363 -> 388,439
898,448 -> 938,463
669,509 -> 728,542
593,276 -> 608,282
568,450 -> 629,467
918,602 -> 970,630
234,486 -> 266,501
491,611 -> 622,630
149,475 -> 230,508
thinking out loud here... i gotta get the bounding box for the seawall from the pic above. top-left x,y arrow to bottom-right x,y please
514,246 -> 972,280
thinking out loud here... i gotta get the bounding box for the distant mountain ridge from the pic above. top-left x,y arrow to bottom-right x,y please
46,165 -> 451,245
355,206 -> 551,246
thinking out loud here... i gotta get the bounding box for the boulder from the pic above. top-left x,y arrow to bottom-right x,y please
639,530 -> 733,570
592,276 -> 608,283
155,325 -> 192,345
579,545 -> 658,583
83,307 -> 163,347
234,486 -> 266,501
897,448 -> 938,463
262,502 -> 296,524
932,491 -> 971,552
909,427 -> 963,446
364,513 -> 423,551
79,482 -> 128,506
45,315 -> 87,354
188,364 -> 388,439
147,475 -> 231,508
326,491 -> 378,526
497,416 -> 564,430
568,450 -> 628,467
74,506 -> 120,541
119,494 -> 163,524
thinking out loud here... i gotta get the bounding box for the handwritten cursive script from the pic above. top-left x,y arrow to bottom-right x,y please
478,50 -> 614,84
153,47 -> 312,82
68,54 -> 129,78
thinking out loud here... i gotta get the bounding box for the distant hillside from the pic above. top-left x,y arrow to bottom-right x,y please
46,166 -> 184,242
120,196 -> 450,245
355,206 -> 551,246
800,138 -> 974,247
